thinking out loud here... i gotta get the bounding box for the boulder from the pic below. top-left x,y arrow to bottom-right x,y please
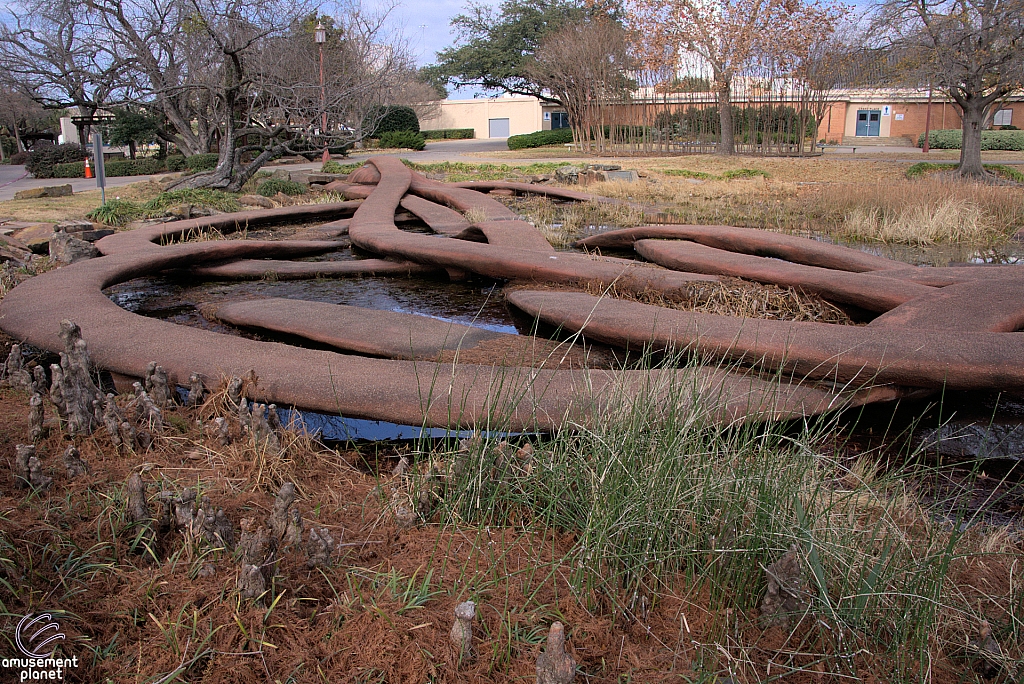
10,224 -> 56,254
55,219 -> 95,233
270,169 -> 291,181
273,192 -> 296,206
554,166 -> 579,184
306,173 -> 346,185
49,229 -> 100,264
238,195 -> 274,209
14,184 -> 73,200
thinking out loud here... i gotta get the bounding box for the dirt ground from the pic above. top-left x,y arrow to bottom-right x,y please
1,370 -> 1019,683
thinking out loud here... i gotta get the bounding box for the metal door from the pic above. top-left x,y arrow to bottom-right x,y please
855,110 -> 881,136
488,118 -> 510,138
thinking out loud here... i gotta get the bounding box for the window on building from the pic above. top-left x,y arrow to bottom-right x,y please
551,112 -> 570,130
993,109 -> 1013,127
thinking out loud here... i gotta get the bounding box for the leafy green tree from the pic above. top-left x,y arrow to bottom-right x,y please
106,108 -> 161,159
426,0 -> 611,102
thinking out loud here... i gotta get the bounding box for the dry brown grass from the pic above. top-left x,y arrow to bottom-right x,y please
0,180 -> 165,223
813,179 -> 1024,244
585,277 -> 855,324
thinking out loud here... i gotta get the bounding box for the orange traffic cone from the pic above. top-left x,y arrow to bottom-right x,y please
84,157 -> 93,179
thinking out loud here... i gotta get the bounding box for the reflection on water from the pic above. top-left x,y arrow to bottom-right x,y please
814,235 -> 1024,267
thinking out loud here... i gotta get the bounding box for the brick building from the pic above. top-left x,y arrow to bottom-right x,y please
817,89 -> 1024,145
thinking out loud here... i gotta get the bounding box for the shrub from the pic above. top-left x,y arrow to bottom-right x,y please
507,128 -> 574,150
378,130 -> 426,151
185,153 -> 219,172
87,199 -> 144,226
143,189 -> 241,214
52,162 -> 86,177
10,151 -> 31,165
104,158 -> 167,177
25,143 -> 86,178
906,161 -> 1024,183
421,128 -> 475,140
321,160 -> 362,174
720,168 -> 770,180
165,155 -> 186,172
917,129 -> 1024,151
256,178 -> 308,197
363,105 -> 419,137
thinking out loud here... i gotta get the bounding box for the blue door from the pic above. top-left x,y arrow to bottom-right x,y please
855,110 -> 881,136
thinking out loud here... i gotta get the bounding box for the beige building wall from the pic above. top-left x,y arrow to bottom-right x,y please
419,97 -> 544,138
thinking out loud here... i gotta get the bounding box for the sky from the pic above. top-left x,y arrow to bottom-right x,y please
378,0 -> 501,98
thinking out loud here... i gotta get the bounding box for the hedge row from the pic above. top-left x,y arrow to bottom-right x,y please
41,153 -> 221,178
507,128 -> 574,150
379,130 -> 426,151
917,129 -> 1024,151
421,128 -> 474,140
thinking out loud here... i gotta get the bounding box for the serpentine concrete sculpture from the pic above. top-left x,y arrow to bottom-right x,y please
2,155 -> 1020,432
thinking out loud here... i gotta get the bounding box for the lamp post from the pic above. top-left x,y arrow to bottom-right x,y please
315,22 -> 329,164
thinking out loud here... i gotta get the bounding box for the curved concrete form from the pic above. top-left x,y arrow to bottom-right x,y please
633,239 -> 934,312
6,155 -> 1020,432
507,290 -> 1024,390
0,240 -> 865,428
576,225 -> 904,272
186,258 -> 440,281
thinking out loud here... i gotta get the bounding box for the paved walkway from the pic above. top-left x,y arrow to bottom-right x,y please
2,139 -> 1022,201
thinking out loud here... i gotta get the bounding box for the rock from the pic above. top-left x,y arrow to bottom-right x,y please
527,174 -> 552,183
536,622 -> 576,684
585,164 -> 622,172
10,224 -> 55,254
760,544 -> 808,626
450,601 -> 475,661
918,424 -> 1024,460
62,446 -> 88,479
238,195 -> 274,209
14,184 -> 72,200
49,229 -> 99,264
272,192 -> 295,206
270,169 -> 291,181
554,166 -> 579,184
305,173 -> 345,185
55,219 -> 95,233
76,229 -> 115,242
28,392 -> 44,442
305,526 -> 334,567
605,170 -> 639,183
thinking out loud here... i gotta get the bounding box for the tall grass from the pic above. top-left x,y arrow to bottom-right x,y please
407,357 -> 1023,680
817,179 -> 1024,245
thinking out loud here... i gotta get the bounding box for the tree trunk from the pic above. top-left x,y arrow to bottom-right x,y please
716,80 -> 735,155
958,103 -> 987,178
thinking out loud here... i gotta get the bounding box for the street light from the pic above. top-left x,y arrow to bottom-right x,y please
315,22 -> 329,164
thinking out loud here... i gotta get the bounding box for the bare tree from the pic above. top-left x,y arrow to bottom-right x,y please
0,88 -> 52,157
527,15 -> 634,153
873,0 -> 1024,178
0,0 -> 128,146
621,0 -> 846,154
